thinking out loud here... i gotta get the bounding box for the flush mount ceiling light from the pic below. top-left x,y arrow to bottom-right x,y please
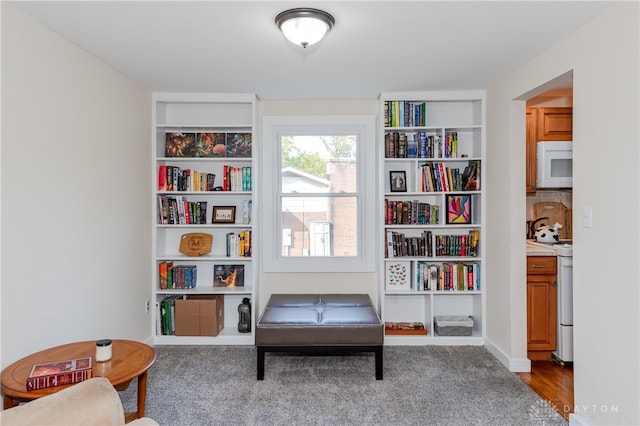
275,8 -> 335,48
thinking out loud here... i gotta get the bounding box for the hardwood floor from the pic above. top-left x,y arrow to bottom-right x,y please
517,360 -> 574,420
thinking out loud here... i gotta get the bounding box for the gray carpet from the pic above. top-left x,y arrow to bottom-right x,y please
119,345 -> 567,426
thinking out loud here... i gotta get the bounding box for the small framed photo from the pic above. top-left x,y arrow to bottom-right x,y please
446,194 -> 472,224
385,261 -> 411,291
212,206 -> 236,223
389,171 -> 407,192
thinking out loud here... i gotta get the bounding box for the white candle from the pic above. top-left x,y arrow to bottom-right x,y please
95,339 -> 112,362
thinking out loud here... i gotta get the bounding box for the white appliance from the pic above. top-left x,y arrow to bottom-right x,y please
536,141 -> 573,188
553,242 -> 573,363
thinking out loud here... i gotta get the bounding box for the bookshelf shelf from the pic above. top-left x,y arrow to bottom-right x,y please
380,92 -> 486,345
152,93 -> 257,345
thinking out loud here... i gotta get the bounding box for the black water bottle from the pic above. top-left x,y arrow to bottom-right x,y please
238,297 -> 251,333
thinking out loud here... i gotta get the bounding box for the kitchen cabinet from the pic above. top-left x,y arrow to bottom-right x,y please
537,108 -> 573,141
525,107 -> 572,193
527,256 -> 557,360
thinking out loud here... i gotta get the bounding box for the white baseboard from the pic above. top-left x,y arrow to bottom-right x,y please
484,338 -> 531,372
569,413 -> 587,425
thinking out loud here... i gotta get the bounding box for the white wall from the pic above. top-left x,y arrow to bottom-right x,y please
485,3 -> 639,424
1,4 -> 152,373
258,100 -> 379,312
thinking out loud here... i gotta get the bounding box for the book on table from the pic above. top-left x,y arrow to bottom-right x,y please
27,356 -> 93,391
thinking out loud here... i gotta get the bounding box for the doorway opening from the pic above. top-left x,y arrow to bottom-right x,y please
518,70 -> 574,420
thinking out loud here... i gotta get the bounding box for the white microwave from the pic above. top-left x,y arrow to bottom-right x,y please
536,141 -> 573,188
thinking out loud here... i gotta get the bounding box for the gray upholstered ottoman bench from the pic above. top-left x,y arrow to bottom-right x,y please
255,294 -> 384,380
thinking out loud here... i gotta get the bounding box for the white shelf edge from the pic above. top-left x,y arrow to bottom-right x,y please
156,124 -> 253,129
383,335 -> 484,346
156,286 -> 253,296
156,256 -> 253,261
153,333 -> 254,346
156,157 -> 252,162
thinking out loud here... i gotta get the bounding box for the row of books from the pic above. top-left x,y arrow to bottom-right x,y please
158,262 -> 197,289
223,165 -> 252,192
157,295 -> 185,335
384,101 -> 427,128
415,262 -> 480,291
227,231 -> 251,257
435,231 -> 480,257
157,195 -> 208,225
386,230 -> 480,258
158,263 -> 247,290
157,197 -> 252,225
156,165 -> 251,193
385,199 -> 440,225
420,160 -> 480,192
386,230 -> 433,258
165,132 -> 251,158
385,131 -> 462,159
27,357 -> 92,391
158,165 -> 216,192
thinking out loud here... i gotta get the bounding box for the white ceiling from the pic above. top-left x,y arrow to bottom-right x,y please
10,1 -> 612,99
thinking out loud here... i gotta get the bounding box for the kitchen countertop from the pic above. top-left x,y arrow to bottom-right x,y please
526,240 -> 558,256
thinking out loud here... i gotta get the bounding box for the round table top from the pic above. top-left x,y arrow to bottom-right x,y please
1,339 -> 156,401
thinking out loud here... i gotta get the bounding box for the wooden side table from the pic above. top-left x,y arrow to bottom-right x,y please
1,340 -> 156,423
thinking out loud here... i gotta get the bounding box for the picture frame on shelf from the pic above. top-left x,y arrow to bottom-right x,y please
212,206 -> 236,223
165,132 -> 196,157
213,264 -> 245,287
385,261 -> 411,291
195,132 -> 226,157
446,194 -> 472,224
389,171 -> 407,192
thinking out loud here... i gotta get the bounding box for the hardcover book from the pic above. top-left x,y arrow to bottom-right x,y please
213,264 -> 245,287
165,132 -> 196,157
27,357 -> 92,391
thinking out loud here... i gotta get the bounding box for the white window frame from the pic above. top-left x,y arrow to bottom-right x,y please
262,115 -> 376,272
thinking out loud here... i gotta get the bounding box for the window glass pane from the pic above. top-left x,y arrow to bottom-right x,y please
281,196 -> 357,257
281,135 -> 356,194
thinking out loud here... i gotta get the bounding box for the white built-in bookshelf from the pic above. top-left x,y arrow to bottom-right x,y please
380,91 -> 486,345
152,93 -> 257,345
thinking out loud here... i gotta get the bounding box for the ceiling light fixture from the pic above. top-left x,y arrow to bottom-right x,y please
275,8 -> 335,48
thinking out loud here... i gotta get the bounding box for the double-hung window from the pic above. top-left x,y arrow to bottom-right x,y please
262,115 -> 376,272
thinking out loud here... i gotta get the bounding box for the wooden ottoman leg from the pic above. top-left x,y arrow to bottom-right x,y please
257,346 -> 265,380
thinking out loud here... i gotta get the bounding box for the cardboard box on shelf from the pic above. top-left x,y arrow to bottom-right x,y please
175,295 -> 224,336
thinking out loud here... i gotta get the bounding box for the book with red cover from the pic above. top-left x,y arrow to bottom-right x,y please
27,357 -> 93,391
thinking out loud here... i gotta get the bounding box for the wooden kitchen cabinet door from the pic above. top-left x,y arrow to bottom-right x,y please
537,107 -> 573,141
527,273 -> 557,358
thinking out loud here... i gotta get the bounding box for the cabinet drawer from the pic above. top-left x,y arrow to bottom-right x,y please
527,256 -> 557,274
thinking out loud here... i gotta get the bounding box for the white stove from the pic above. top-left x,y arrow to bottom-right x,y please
553,242 -> 573,256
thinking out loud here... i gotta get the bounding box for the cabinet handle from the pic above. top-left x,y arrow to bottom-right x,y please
552,280 -> 557,287
531,265 -> 547,269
